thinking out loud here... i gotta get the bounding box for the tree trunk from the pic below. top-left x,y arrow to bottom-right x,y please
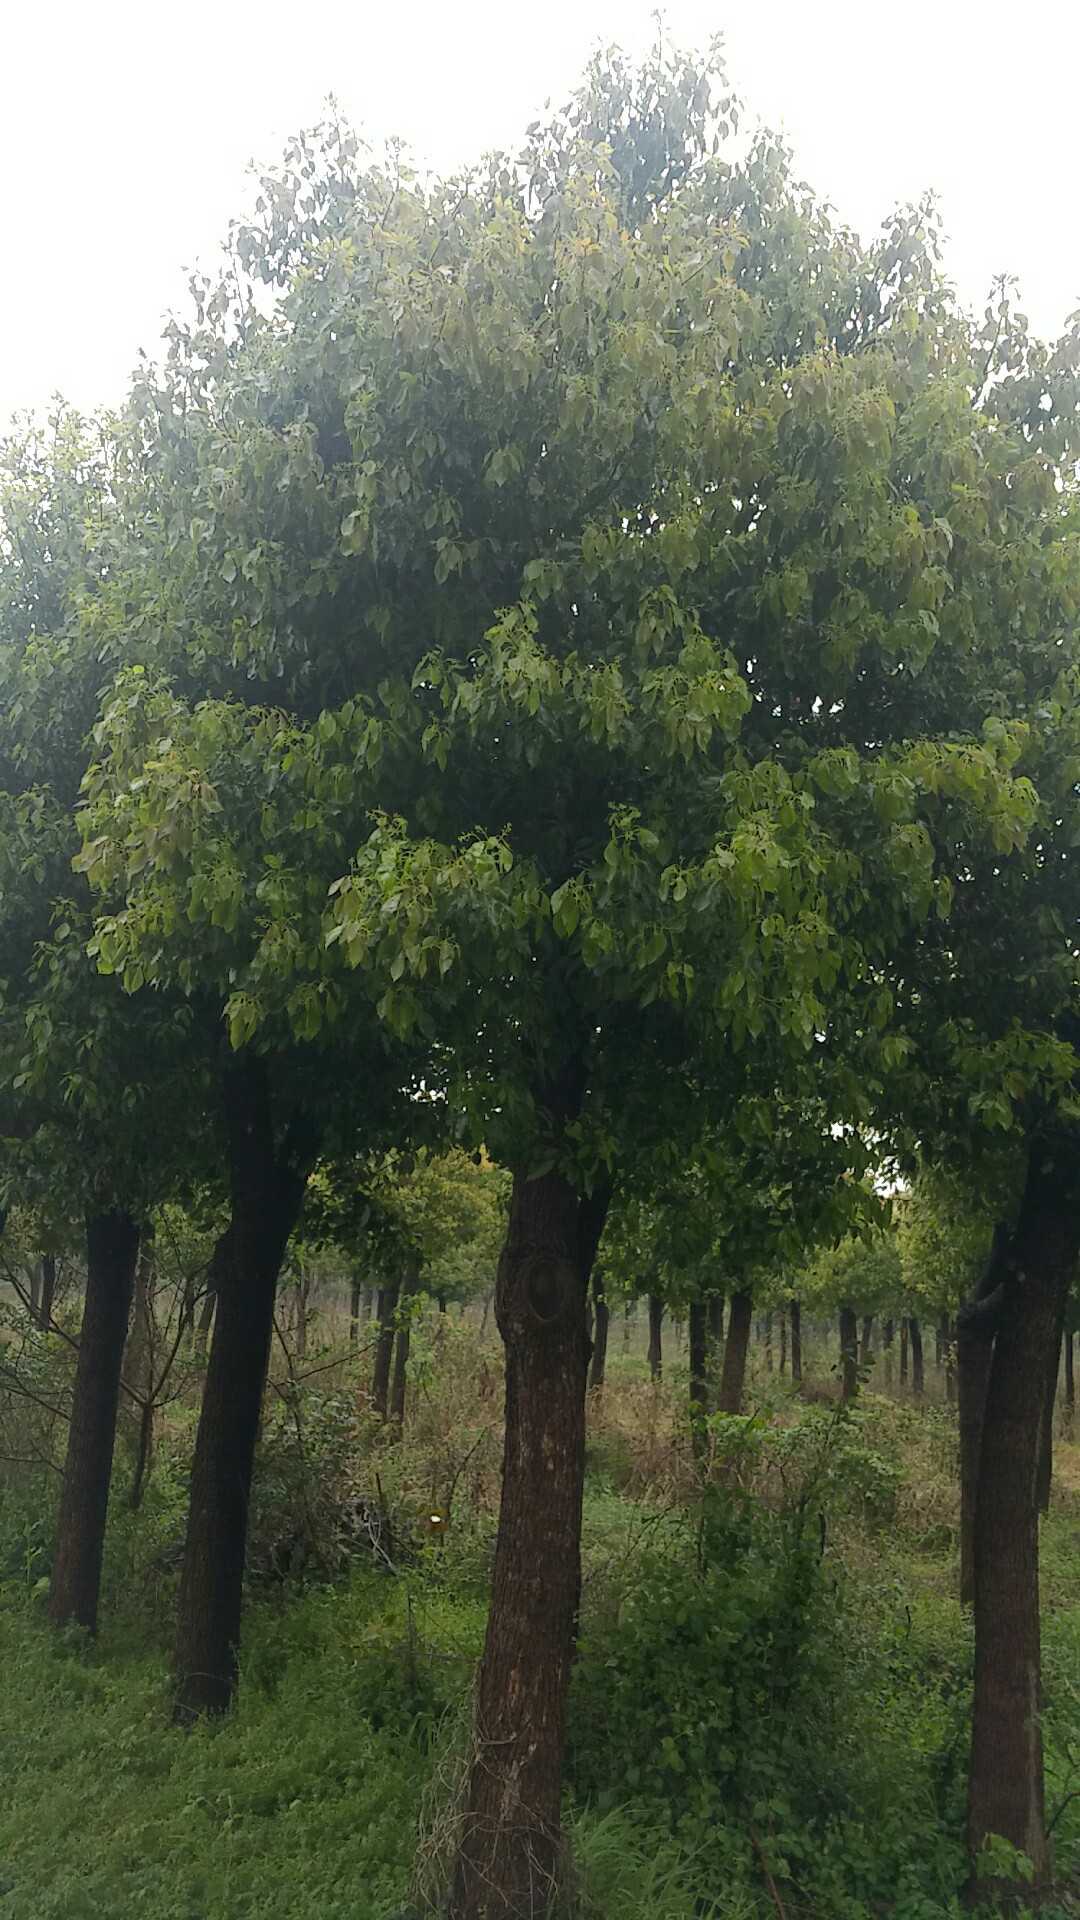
936,1315 -> 945,1371
389,1267 -> 419,1426
944,1315 -> 957,1409
958,1309 -> 997,1610
779,1308 -> 788,1375
349,1276 -> 363,1348
1036,1323 -> 1062,1516
968,1142 -> 1080,1895
717,1288 -> 752,1414
647,1293 -> 664,1381
125,1232 -> 157,1511
763,1309 -> 774,1372
790,1298 -> 803,1385
900,1317 -> 909,1386
706,1293 -> 725,1406
48,1210 -> 140,1632
194,1284 -> 216,1361
1066,1329 -> 1075,1429
372,1278 -> 401,1417
29,1260 -> 41,1322
588,1271 -> 609,1392
39,1252 -> 56,1331
623,1300 -> 632,1352
859,1314 -> 874,1371
909,1316 -> 924,1398
688,1299 -> 708,1459
448,1159 -> 608,1920
294,1269 -> 310,1362
839,1305 -> 859,1402
173,1055 -> 310,1722
883,1317 -> 895,1391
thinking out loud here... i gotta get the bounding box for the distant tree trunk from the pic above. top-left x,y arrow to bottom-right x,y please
173,1055 -> 312,1722
968,1142 -> 1080,1897
588,1271 -> 609,1392
944,1315 -> 957,1408
647,1293 -> 664,1381
839,1305 -> 859,1402
294,1269 -> 311,1362
29,1260 -> 41,1322
480,1290 -> 493,1335
389,1267 -> 419,1426
688,1300 -> 708,1459
909,1316 -> 924,1399
194,1285 -> 216,1361
790,1299 -> 803,1385
706,1294 -> 724,1407
718,1289 -> 753,1414
859,1314 -> 874,1371
763,1310 -> 774,1372
438,1292 -> 448,1313
448,1142 -> 608,1920
883,1317 -> 895,1391
126,1231 -> 157,1512
349,1277 -> 363,1349
372,1278 -> 401,1417
48,1209 -> 140,1633
180,1275 -> 196,1346
900,1318 -> 909,1387
1066,1330 -> 1075,1429
936,1315 -> 945,1371
779,1308 -> 788,1375
623,1300 -> 632,1352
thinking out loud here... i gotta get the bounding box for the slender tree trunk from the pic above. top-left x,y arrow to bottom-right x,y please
125,1232 -> 157,1511
706,1293 -> 724,1407
718,1289 -> 753,1414
372,1278 -> 401,1417
588,1271 -> 609,1392
968,1143 -> 1080,1895
38,1253 -> 56,1331
363,1284 -> 374,1321
790,1298 -> 803,1385
958,1310 -> 997,1610
448,1154 -> 608,1920
936,1315 -> 945,1372
29,1260 -> 41,1322
688,1299 -> 708,1459
647,1293 -> 664,1381
173,1056 -> 310,1722
1036,1323 -> 1062,1516
294,1269 -> 310,1362
349,1277 -> 363,1349
779,1308 -> 788,1375
389,1267 -> 419,1426
1066,1329 -> 1075,1429
909,1316 -> 924,1398
48,1210 -> 140,1632
194,1284 -> 216,1361
763,1309 -> 774,1372
944,1315 -> 957,1409
883,1317 -> 895,1391
900,1317 -> 909,1386
623,1300 -> 632,1353
859,1314 -> 874,1372
839,1305 -> 859,1402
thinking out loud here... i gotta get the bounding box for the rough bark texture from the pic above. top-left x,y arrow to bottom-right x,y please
909,1316 -> 924,1398
647,1293 -> 664,1381
718,1289 -> 753,1414
790,1298 -> 803,1385
968,1141 -> 1080,1895
839,1305 -> 859,1403
48,1209 -> 140,1632
588,1271 -> 609,1392
448,1160 -> 608,1920
173,1055 -> 310,1722
372,1279 -> 401,1417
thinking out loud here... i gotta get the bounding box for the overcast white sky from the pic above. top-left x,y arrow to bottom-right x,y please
3,0 -> 1078,427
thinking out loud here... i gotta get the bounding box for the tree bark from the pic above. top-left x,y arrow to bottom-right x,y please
790,1298 -> 803,1385
372,1278 -> 401,1417
883,1316 -> 895,1391
944,1315 -> 957,1409
349,1276 -> 363,1349
763,1309 -> 774,1372
173,1055 -> 311,1722
958,1236 -> 1005,1611
647,1293 -> 664,1381
839,1304 -> 859,1402
688,1299 -> 708,1458
194,1283 -> 216,1361
909,1316 -> 924,1398
588,1270 -> 609,1392
48,1210 -> 140,1632
717,1288 -> 753,1414
859,1314 -> 874,1372
900,1317 -> 909,1387
968,1141 -> 1080,1895
389,1266 -> 419,1426
1036,1321 -> 1062,1516
1066,1329 -> 1075,1428
125,1231 -> 157,1511
448,1159 -> 608,1920
706,1293 -> 725,1407
36,1253 -> 57,1331
779,1307 -> 788,1375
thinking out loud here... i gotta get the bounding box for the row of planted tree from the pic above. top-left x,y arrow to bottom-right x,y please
3,32 -> 1080,1914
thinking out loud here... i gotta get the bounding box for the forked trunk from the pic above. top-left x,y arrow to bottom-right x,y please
909,1316 -> 924,1398
839,1305 -> 859,1403
790,1298 -> 803,1385
49,1210 -> 140,1632
647,1293 -> 664,1381
173,1055 -> 310,1722
372,1279 -> 401,1416
448,1159 -> 608,1920
967,1141 -> 1080,1896
588,1271 -> 609,1392
717,1289 -> 752,1414
688,1299 -> 708,1459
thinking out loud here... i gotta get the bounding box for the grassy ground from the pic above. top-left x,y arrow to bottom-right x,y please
1,1308 -> 1079,1919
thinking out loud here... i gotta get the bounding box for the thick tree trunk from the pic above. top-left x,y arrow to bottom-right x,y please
647,1293 -> 664,1381
717,1289 -> 753,1414
688,1299 -> 708,1458
588,1271 -> 609,1392
448,1161 -> 608,1920
909,1316 -> 924,1398
968,1143 -> 1080,1895
349,1276 -> 363,1349
372,1278 -> 401,1417
173,1056 -> 310,1722
37,1253 -> 57,1331
839,1305 -> 859,1402
859,1314 -> 874,1372
790,1298 -> 803,1385
48,1210 -> 140,1632
900,1318 -> 909,1386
